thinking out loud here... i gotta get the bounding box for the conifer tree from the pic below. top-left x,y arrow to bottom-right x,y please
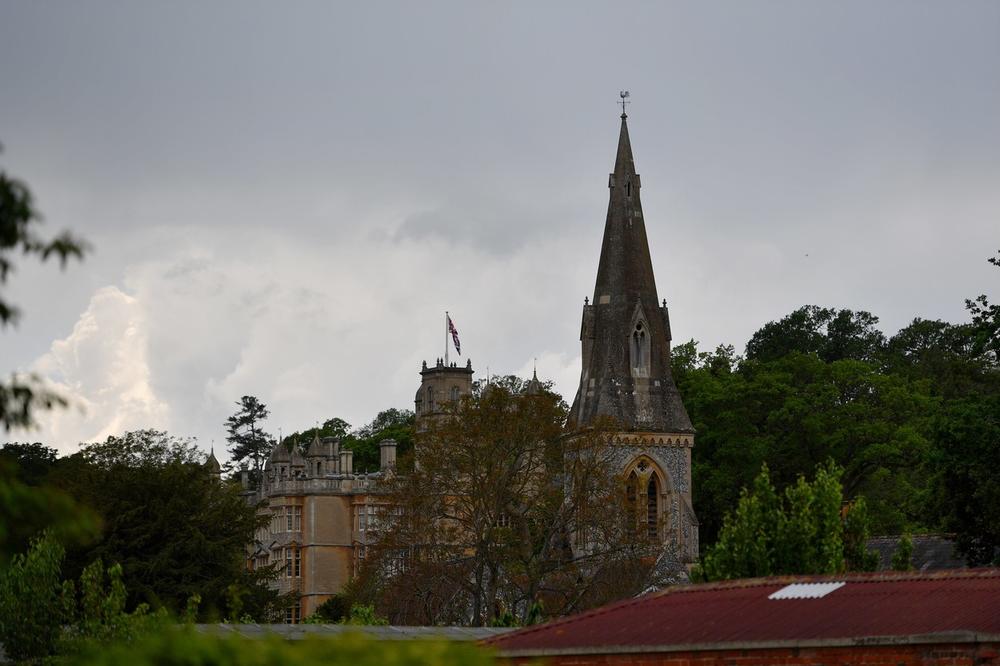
224,395 -> 272,485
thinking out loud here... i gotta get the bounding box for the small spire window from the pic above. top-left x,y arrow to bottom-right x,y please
631,321 -> 650,377
625,180 -> 632,198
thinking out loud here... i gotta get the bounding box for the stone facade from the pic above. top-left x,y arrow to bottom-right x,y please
247,358 -> 476,623
246,434 -> 393,622
414,358 -> 474,426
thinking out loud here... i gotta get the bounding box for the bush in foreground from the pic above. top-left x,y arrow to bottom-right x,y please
72,628 -> 494,666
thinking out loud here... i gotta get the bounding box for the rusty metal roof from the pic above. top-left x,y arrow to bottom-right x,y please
486,569 -> 1000,655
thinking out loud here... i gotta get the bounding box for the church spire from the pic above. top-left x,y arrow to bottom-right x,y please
569,105 -> 692,434
592,110 -> 659,323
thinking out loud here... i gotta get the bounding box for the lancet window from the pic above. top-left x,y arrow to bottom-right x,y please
631,321 -> 650,377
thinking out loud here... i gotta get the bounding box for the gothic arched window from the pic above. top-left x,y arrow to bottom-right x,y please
631,321 -> 650,377
427,386 -> 435,411
450,386 -> 459,402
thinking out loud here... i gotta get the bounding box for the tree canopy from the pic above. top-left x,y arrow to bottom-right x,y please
45,430 -> 280,619
695,462 -> 879,581
353,380 -> 661,626
678,252 -> 1000,564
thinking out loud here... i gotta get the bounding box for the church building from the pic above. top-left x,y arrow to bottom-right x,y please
568,107 -> 698,563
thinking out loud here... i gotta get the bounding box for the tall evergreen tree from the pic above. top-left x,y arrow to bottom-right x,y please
224,396 -> 272,485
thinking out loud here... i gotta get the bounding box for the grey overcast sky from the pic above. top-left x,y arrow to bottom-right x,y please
2,1 -> 999,457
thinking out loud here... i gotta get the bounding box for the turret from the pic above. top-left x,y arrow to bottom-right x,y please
415,357 -> 474,427
305,433 -> 337,477
204,445 -> 222,483
267,440 -> 291,479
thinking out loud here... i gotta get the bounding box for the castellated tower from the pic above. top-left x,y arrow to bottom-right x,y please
414,357 -> 474,427
568,110 -> 698,563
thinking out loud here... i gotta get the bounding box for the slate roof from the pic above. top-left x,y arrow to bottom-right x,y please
868,534 -> 968,572
485,569 -> 1000,656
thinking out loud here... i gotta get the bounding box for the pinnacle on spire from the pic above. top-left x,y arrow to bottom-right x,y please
613,113 -> 637,179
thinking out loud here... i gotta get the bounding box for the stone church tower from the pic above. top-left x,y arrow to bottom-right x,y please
569,110 -> 698,563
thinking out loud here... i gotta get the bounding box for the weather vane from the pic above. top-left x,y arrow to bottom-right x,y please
619,90 -> 631,116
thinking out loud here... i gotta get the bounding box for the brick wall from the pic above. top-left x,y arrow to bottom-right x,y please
505,641 -> 1000,665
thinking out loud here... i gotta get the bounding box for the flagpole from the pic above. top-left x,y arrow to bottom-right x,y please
445,311 -> 449,366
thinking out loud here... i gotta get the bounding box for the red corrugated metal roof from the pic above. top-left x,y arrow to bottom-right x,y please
487,568 -> 1000,654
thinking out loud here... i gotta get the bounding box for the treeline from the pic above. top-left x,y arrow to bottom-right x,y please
222,394 -> 416,483
0,432 -> 286,622
677,254 -> 999,565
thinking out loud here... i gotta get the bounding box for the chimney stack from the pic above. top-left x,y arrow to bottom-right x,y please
339,448 -> 353,477
379,439 -> 397,471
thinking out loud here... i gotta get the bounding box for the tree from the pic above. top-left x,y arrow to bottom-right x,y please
1,441 -> 58,483
745,306 -> 886,365
350,409 -> 415,472
355,380 -> 657,626
927,394 -> 1000,565
891,533 -> 914,571
283,410 -> 416,474
0,459 -> 99,565
1,151 -> 87,431
225,396 -> 273,485
695,462 -> 878,582
965,250 -> 1000,363
0,532 -> 73,661
676,340 -> 935,544
48,430 -> 278,619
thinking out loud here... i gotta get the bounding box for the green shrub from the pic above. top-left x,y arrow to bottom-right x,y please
0,532 -> 72,661
71,627 -> 494,666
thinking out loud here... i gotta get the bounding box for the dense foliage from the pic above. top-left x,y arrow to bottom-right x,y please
354,377 -> 664,626
71,629 -> 493,666
40,430 -> 282,620
695,463 -> 879,581
0,533 -> 168,662
679,251 -> 1000,564
283,408 -> 416,473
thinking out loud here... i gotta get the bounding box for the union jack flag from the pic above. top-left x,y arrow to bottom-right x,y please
448,315 -> 461,355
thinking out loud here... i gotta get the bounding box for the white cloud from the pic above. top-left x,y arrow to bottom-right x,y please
11,218 -> 593,461
27,286 -> 170,454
